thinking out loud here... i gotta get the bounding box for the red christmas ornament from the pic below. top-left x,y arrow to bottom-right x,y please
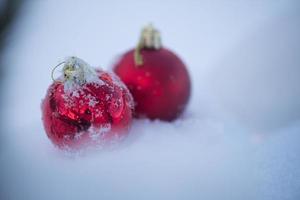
113,24 -> 191,121
42,57 -> 134,149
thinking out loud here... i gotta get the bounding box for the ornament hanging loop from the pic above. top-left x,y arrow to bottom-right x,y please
134,24 -> 162,66
51,61 -> 65,82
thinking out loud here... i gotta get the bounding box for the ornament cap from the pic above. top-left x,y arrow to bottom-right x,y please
134,24 -> 162,66
51,56 -> 98,86
139,24 -> 161,50
63,56 -> 97,84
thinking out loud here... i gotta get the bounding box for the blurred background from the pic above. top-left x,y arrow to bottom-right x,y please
0,0 -> 300,200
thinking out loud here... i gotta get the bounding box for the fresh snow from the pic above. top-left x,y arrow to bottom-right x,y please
1,1 -> 300,200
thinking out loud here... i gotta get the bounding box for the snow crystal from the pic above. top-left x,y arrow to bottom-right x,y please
85,94 -> 98,107
71,90 -> 80,98
74,131 -> 84,140
94,109 -> 103,118
88,124 -> 112,141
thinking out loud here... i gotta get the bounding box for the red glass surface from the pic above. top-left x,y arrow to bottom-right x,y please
42,70 -> 133,149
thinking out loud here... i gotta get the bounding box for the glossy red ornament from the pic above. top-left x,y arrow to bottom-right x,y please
42,57 -> 133,149
114,25 -> 191,121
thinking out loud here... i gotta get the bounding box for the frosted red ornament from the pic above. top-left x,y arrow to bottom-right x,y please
114,25 -> 191,121
42,57 -> 134,149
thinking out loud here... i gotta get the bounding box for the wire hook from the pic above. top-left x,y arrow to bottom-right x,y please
51,61 -> 65,82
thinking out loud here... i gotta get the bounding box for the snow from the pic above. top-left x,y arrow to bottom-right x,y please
1,0 -> 300,200
62,56 -> 103,91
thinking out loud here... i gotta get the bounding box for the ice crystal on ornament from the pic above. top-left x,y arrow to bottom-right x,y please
88,124 -> 111,141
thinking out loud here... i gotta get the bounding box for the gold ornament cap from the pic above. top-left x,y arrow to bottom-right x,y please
134,24 -> 162,66
51,56 -> 97,86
